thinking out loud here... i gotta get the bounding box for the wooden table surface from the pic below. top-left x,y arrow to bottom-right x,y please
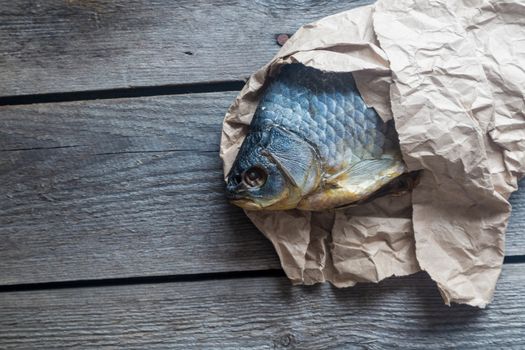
1,1 -> 524,348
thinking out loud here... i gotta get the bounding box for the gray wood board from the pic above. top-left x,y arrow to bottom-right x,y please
0,263 -> 524,349
0,92 -> 280,285
1,93 -> 524,286
508,181 -> 525,256
0,0 -> 373,96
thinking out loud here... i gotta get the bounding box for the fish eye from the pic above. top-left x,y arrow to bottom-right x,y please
242,166 -> 267,188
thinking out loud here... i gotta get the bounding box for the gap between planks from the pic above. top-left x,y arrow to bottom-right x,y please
2,254 -> 525,293
0,269 -> 286,293
0,81 -> 245,106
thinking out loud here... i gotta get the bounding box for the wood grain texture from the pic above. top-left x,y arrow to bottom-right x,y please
0,92 -> 280,285
0,264 -> 524,349
0,0 -> 373,96
507,178 -> 525,255
1,93 -> 524,285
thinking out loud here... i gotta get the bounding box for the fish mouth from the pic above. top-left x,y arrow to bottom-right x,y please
229,198 -> 263,210
226,190 -> 263,210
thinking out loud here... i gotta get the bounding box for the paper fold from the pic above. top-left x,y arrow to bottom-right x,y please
220,0 -> 525,307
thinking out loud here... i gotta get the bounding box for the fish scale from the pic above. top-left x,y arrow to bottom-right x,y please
252,64 -> 391,170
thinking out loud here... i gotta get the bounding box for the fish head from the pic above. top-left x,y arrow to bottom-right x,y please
226,126 -> 321,210
226,131 -> 290,210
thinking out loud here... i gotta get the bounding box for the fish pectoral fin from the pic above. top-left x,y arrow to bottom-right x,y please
297,158 -> 407,210
329,158 -> 405,189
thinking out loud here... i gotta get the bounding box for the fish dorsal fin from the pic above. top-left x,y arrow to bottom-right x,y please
298,157 -> 407,210
264,126 -> 321,195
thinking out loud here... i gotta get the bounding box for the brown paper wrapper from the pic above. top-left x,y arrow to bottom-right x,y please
220,0 -> 525,307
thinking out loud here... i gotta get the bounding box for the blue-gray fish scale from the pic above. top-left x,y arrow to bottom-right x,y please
251,64 -> 396,171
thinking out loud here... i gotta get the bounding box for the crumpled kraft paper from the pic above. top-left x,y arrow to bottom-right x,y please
220,0 -> 525,307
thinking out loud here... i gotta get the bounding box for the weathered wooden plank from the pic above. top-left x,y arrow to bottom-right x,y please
507,178 -> 525,255
0,0 -> 373,96
1,93 -> 524,285
0,264 -> 523,349
0,92 -> 232,152
0,92 -> 280,285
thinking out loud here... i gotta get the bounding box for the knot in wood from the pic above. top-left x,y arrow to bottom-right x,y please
274,333 -> 296,348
